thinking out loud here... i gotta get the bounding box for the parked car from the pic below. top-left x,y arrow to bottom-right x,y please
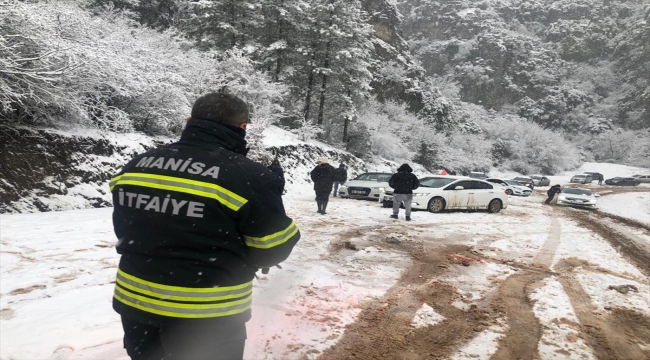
633,174 -> 650,183
468,172 -> 489,179
604,177 -> 640,186
583,172 -> 604,183
486,178 -> 533,196
530,175 -> 551,187
382,176 -> 509,213
556,187 -> 599,209
569,174 -> 593,184
512,176 -> 535,189
338,172 -> 392,200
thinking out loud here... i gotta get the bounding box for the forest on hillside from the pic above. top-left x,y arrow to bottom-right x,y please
1,0 -> 648,174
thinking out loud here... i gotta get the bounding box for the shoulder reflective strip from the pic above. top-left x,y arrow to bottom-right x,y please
114,286 -> 251,319
116,271 -> 252,302
109,175 -> 123,190
244,222 -> 299,249
110,172 -> 247,211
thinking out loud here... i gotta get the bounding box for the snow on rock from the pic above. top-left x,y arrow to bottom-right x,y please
576,271 -> 650,316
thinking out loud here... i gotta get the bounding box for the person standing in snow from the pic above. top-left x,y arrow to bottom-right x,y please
310,157 -> 335,214
332,163 -> 348,197
267,158 -> 285,194
110,93 -> 300,360
388,164 -> 420,221
545,184 -> 562,204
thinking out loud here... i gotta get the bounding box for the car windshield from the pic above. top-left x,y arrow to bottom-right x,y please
513,177 -> 530,181
530,176 -> 542,180
562,188 -> 593,196
573,175 -> 586,178
419,178 -> 456,188
354,173 -> 391,182
504,180 -> 522,186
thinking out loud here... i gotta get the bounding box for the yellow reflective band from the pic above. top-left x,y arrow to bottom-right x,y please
109,172 -> 248,211
244,222 -> 299,249
116,269 -> 252,302
109,175 -> 123,190
114,286 -> 252,319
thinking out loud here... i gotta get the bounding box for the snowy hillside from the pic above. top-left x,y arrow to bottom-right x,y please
0,125 -> 435,213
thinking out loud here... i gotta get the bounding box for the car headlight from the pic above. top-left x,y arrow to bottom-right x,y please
377,187 -> 385,192
340,185 -> 347,190
558,196 -> 567,201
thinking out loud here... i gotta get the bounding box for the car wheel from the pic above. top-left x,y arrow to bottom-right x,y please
505,189 -> 513,195
427,197 -> 446,213
488,199 -> 503,213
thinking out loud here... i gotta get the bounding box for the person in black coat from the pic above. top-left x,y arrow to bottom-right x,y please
388,163 -> 420,221
310,157 -> 335,214
110,93 -> 300,360
267,159 -> 285,194
332,163 -> 348,197
545,184 -> 562,204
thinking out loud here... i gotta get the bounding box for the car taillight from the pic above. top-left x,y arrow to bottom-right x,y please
504,190 -> 508,195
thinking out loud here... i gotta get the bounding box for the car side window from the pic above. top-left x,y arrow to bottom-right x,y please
473,181 -> 493,190
445,181 -> 473,190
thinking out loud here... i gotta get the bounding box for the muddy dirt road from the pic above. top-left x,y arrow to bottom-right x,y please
317,193 -> 650,360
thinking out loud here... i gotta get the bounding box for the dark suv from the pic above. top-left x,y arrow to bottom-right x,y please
584,172 -> 603,183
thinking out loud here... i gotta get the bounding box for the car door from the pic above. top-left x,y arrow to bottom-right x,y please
471,181 -> 495,208
443,180 -> 474,209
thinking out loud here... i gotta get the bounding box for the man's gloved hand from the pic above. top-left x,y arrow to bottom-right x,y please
260,264 -> 283,275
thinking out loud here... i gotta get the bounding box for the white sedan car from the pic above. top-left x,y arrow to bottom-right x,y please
338,172 -> 392,200
557,187 -> 599,209
486,178 -> 532,196
383,176 -> 509,213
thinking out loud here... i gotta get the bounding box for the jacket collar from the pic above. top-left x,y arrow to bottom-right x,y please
178,118 -> 248,155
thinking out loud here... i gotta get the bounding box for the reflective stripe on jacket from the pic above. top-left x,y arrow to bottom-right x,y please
110,119 -> 300,325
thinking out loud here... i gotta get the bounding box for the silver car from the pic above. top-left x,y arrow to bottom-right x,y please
486,178 -> 533,196
633,174 -> 650,183
338,172 -> 392,200
530,175 -> 551,186
570,174 -> 593,184
557,187 -> 599,209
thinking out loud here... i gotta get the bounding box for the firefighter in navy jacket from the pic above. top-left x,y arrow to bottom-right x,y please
110,93 -> 300,360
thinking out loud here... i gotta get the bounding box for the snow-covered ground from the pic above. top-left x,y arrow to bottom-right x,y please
2,188 -> 649,359
597,192 -> 650,225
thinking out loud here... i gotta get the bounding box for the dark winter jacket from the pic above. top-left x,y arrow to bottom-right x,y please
388,164 -> 420,195
310,163 -> 335,194
110,118 -> 300,327
334,166 -> 347,183
547,185 -> 562,197
267,162 -> 285,193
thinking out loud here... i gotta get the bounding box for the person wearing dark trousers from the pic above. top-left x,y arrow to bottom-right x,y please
310,157 -> 335,214
545,184 -> 562,204
388,164 -> 420,221
267,159 -> 285,194
110,93 -> 300,360
332,163 -> 348,197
